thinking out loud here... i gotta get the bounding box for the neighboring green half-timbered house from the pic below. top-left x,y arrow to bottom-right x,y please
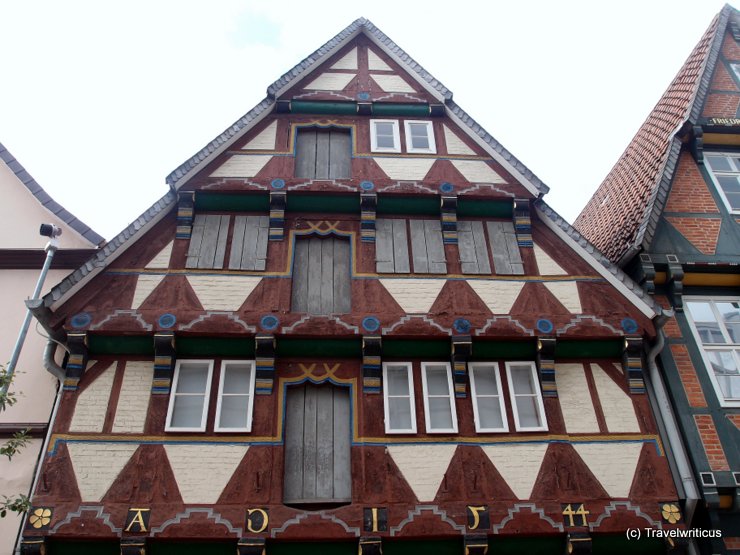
577,5 -> 740,554
23,18 -> 685,555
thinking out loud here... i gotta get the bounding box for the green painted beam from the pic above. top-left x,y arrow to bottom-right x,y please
377,195 -> 439,215
177,337 -> 255,357
288,100 -> 436,117
473,340 -> 537,359
382,339 -> 449,358
555,340 -> 623,358
88,335 -> 153,356
195,193 -> 269,212
458,198 -> 513,218
276,338 -> 363,358
286,194 -> 358,214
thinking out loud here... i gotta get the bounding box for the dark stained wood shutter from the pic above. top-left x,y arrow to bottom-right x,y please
284,383 -> 351,504
295,128 -> 351,179
291,237 -> 351,314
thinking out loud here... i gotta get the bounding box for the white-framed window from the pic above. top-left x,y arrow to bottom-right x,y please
685,298 -> 740,407
505,362 -> 548,432
420,362 -> 458,433
166,360 -> 214,432
704,153 -> 740,213
404,121 -> 436,154
469,363 -> 509,433
370,120 -> 401,153
215,360 -> 256,432
382,362 -> 417,433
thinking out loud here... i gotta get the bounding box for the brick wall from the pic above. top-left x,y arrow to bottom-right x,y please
655,296 -> 681,338
710,62 -> 739,91
693,414 -> 730,471
664,153 -> 719,214
702,92 -> 740,118
725,537 -> 740,550
727,414 -> 740,431
670,344 -> 708,408
723,32 -> 740,60
665,217 -> 721,255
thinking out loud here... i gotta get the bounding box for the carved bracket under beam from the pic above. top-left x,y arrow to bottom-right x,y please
360,192 -> 378,243
538,337 -> 557,398
19,537 -> 46,555
176,191 -> 195,239
566,531 -> 592,554
362,335 -> 382,394
690,125 -> 703,164
452,335 -> 472,398
464,534 -> 489,555
440,195 -> 458,244
238,537 -> 266,555
152,331 -> 176,394
666,254 -> 684,312
623,336 -> 645,395
359,536 -> 382,555
121,537 -> 147,555
269,191 -> 287,241
514,198 -> 533,248
255,335 -> 276,395
63,332 -> 89,391
636,253 -> 656,295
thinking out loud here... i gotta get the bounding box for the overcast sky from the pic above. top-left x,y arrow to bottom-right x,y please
0,0 -> 731,241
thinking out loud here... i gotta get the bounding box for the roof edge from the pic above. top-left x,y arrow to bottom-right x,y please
0,141 -> 105,247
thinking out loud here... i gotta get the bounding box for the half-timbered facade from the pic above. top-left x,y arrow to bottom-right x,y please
24,19 -> 683,555
576,6 -> 740,554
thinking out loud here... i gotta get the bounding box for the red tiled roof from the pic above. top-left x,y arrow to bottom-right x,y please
574,12 -> 721,263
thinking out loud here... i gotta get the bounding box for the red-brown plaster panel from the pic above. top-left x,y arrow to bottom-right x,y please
578,281 -> 654,333
531,219 -> 594,276
102,444 -> 184,506
435,445 -> 517,504
529,444 -> 608,501
138,274 -> 204,313
217,446 -> 275,505
510,282 -> 572,322
56,274 -> 138,328
32,443 -> 82,505
108,213 -> 177,270
628,444 -> 676,501
355,445 -> 418,505
428,280 -> 493,326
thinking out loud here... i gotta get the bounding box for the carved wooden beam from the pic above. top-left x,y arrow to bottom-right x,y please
176,191 -> 195,239
441,195 -> 458,244
269,191 -> 287,241
64,332 -> 88,391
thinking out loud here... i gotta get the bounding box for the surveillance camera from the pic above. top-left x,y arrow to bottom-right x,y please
39,224 -> 62,238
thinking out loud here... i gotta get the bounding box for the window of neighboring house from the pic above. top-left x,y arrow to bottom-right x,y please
404,121 -> 436,154
421,362 -> 458,433
295,127 -> 351,179
370,120 -> 401,153
704,153 -> 740,213
469,362 -> 509,432
166,360 -> 214,432
291,236 -> 351,315
215,361 -> 256,432
382,362 -> 417,433
505,362 -> 548,432
685,298 -> 740,406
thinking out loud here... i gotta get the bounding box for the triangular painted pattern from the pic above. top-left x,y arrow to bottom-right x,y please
69,363 -> 116,433
373,157 -> 435,181
243,121 -> 277,150
533,244 -> 567,275
186,276 -> 262,311
379,279 -> 446,313
367,49 -> 392,70
443,125 -> 475,155
466,280 -> 525,314
573,443 -> 643,498
330,47 -> 358,69
370,74 -> 416,93
451,160 -> 505,183
67,443 -> 138,501
164,444 -> 249,504
305,72 -> 356,91
543,282 -> 582,313
481,444 -> 548,499
145,241 -> 173,269
387,445 -> 457,502
132,274 -> 166,309
209,154 -> 272,178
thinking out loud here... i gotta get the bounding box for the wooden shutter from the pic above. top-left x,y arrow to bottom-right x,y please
229,215 -> 269,270
458,220 -> 491,274
284,383 -> 351,504
291,237 -> 351,314
487,221 -> 524,275
409,219 -> 447,274
295,129 -> 351,179
375,218 -> 410,273
186,214 -> 230,269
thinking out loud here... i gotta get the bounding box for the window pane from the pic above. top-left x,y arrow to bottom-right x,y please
176,364 -> 209,394
707,350 -> 740,399
472,366 -> 499,395
687,301 -> 716,322
171,395 -> 205,428
477,396 -> 504,429
510,365 -> 536,394
408,123 -> 429,149
687,301 -> 725,344
706,154 -> 733,172
717,302 -> 740,342
515,395 -> 542,428
727,191 -> 740,210
375,122 -> 396,148
222,364 -> 252,394
388,397 -> 412,430
425,366 -> 450,395
718,175 -> 740,193
428,397 -> 453,429
386,366 -> 410,395
219,395 -> 249,428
